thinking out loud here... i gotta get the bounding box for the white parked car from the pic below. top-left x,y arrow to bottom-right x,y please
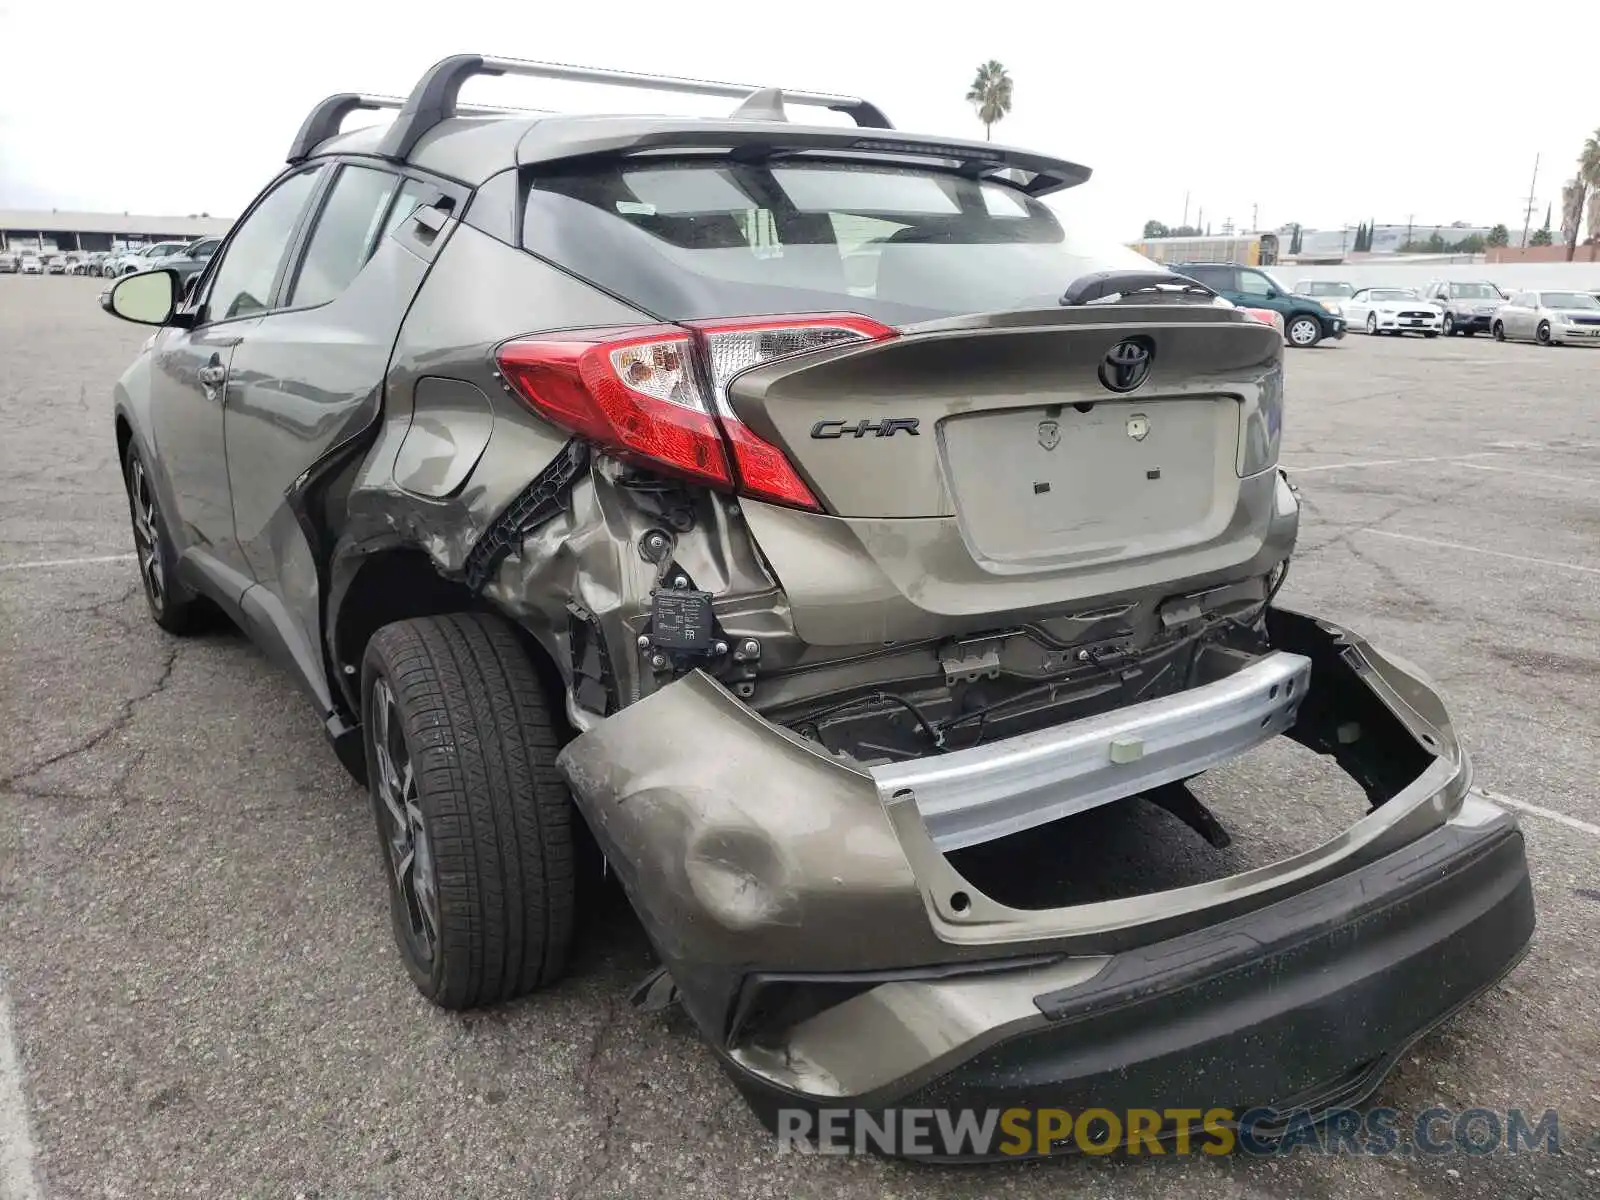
1344,287 -> 1443,337
1491,290 -> 1600,345
19,254 -> 43,275
104,242 -> 189,277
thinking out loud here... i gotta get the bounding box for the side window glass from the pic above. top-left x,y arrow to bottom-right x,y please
287,165 -> 401,309
1182,265 -> 1227,289
1236,271 -> 1272,298
206,168 -> 322,323
379,178 -> 441,243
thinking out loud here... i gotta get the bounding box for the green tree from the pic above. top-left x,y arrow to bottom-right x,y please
1143,220 -> 1169,239
1289,223 -> 1303,255
1486,224 -> 1509,248
1425,232 -> 1447,252
965,61 -> 1014,142
1569,128 -> 1600,261
1531,227 -> 1553,247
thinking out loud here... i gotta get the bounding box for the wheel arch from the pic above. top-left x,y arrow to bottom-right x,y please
327,545 -> 572,736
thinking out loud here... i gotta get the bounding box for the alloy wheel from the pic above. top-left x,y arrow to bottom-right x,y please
1288,317 -> 1319,346
127,457 -> 167,616
370,677 -> 439,963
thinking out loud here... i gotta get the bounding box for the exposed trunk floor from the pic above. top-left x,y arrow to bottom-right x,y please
946,735 -> 1377,909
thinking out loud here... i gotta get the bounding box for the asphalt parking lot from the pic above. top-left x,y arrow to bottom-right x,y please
1,277 -> 1597,1199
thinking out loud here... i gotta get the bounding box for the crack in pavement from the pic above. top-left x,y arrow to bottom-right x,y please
0,644 -> 179,792
567,996 -> 628,1200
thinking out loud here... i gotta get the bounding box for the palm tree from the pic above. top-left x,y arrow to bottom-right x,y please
1570,127 -> 1600,261
965,61 -> 1014,141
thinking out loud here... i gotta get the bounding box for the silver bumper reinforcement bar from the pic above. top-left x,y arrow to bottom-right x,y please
873,651 -> 1313,850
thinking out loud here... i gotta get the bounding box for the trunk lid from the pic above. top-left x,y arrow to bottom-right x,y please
727,306 -> 1281,567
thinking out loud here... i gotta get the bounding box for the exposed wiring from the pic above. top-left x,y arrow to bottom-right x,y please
797,690 -> 946,749
1224,559 -> 1291,632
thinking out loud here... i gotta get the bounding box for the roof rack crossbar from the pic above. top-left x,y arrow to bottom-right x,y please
374,54 -> 893,161
288,94 -> 405,163
287,92 -> 561,163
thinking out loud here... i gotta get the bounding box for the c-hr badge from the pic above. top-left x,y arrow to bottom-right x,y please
1037,419 -> 1061,450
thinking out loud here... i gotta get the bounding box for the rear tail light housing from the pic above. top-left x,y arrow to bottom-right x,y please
1238,306 -> 1286,337
495,314 -> 896,510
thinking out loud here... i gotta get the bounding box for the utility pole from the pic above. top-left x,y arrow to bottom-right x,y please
1405,214 -> 1414,248
1182,191 -> 1190,229
1251,202 -> 1258,232
1197,206 -> 1204,233
1521,153 -> 1540,248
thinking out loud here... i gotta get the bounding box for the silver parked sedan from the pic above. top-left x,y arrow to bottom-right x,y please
1491,290 -> 1600,345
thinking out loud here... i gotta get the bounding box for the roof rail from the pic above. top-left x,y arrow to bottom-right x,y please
373,54 -> 893,161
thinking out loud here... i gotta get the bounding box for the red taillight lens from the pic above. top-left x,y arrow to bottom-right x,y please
495,314 -> 897,511
690,315 -> 896,507
497,328 -> 731,488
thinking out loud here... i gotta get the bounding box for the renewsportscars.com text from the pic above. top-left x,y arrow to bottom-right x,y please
776,1105 -> 1562,1158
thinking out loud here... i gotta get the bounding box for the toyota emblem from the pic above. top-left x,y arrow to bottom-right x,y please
1098,338 -> 1154,394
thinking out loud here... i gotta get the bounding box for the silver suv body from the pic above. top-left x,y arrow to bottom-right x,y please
101,54 -> 1533,1155
1424,278 -> 1505,335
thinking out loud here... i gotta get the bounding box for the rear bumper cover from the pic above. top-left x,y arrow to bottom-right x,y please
722,799 -> 1532,1155
555,609 -> 1534,1148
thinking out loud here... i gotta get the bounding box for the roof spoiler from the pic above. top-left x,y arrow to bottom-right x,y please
285,55 -> 894,164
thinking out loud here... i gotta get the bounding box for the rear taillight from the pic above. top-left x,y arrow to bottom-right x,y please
496,328 -> 731,488
495,314 -> 896,510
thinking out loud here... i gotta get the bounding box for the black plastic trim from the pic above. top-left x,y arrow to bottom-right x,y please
463,439 -> 589,592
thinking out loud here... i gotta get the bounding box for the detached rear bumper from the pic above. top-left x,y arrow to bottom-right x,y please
722,798 -> 1532,1157
555,609 -> 1534,1151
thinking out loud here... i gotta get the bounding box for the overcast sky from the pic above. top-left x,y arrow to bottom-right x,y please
2,1 -> 1595,240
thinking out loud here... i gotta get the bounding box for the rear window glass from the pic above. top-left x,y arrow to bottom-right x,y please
523,160 -> 1155,323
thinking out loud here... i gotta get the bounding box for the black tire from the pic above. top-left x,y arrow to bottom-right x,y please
1286,314 -> 1322,348
362,612 -> 577,1010
1493,321 -> 1506,342
1536,320 -> 1553,346
1442,312 -> 1456,336
1423,331 -> 1439,338
121,440 -> 200,635
1365,313 -> 1378,335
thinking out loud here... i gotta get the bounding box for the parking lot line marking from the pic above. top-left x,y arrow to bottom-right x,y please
0,553 -> 134,573
1454,461 -> 1599,486
1360,529 -> 1600,576
1283,453 -> 1497,473
0,985 -> 42,1200
1477,788 -> 1600,837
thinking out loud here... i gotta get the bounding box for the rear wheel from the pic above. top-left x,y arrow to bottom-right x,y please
362,612 -> 577,1009
1493,321 -> 1506,342
1286,314 -> 1322,347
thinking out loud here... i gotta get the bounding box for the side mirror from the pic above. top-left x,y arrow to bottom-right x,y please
104,269 -> 182,327
1263,288 -> 1280,300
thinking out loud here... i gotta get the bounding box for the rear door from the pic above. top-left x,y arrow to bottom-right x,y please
222,162 -> 455,658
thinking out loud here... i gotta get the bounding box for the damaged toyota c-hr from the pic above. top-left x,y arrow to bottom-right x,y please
104,54 -> 1534,1157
